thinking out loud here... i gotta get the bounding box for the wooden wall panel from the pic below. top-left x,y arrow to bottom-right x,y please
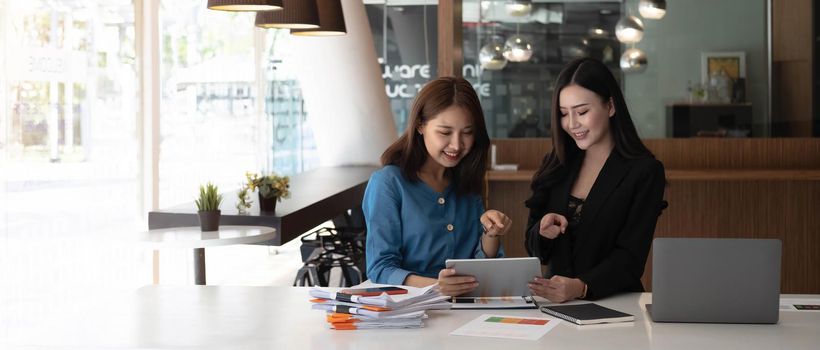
492,138 -> 550,170
644,180 -> 820,293
488,181 -> 531,260
644,138 -> 820,168
772,0 -> 813,137
772,62 -> 813,137
437,0 -> 462,77
493,138 -> 820,170
772,0 -> 812,61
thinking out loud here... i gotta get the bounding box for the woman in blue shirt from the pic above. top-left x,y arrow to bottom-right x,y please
364,77 -> 512,296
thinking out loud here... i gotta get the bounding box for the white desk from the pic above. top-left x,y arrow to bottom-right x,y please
137,225 -> 276,285
3,287 -> 819,349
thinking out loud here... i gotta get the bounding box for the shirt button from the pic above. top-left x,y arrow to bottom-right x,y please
447,224 -> 454,232
437,197 -> 445,205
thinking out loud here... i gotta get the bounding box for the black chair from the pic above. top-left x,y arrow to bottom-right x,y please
293,207 -> 367,287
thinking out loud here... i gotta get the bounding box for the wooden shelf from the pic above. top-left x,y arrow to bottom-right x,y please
488,169 -> 820,182
488,170 -> 535,181
666,169 -> 820,181
665,102 -> 753,107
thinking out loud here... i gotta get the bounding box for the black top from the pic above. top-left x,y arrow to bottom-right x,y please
525,152 -> 666,300
567,195 -> 585,228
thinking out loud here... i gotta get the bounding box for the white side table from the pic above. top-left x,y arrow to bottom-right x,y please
137,226 -> 277,285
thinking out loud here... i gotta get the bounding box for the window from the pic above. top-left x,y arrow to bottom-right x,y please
265,29 -> 318,175
1,0 -> 143,297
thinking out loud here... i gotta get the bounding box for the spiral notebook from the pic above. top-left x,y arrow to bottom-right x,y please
539,303 -> 634,325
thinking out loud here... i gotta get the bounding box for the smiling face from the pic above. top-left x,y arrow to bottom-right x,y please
418,105 -> 475,170
559,84 -> 615,152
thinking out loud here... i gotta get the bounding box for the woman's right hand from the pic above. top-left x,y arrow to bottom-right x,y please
437,268 -> 478,296
539,213 -> 568,239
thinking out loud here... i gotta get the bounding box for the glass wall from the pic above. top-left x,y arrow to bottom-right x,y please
264,29 -> 319,176
462,0 -> 771,139
365,1 -> 438,134
0,0 -> 143,297
463,0 -> 623,138
158,0 -> 260,207
157,1 -> 318,208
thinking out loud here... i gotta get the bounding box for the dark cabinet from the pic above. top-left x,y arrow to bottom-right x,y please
665,103 -> 753,138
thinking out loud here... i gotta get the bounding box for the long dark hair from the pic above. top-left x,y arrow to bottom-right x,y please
526,57 -> 654,208
381,77 -> 490,196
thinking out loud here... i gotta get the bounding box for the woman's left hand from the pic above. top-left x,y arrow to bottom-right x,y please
528,275 -> 586,303
480,210 -> 511,238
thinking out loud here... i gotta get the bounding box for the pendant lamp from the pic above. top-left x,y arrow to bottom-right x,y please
620,47 -> 648,73
588,26 -> 609,38
207,0 -> 283,12
505,0 -> 532,17
255,0 -> 320,29
588,10 -> 610,38
503,24 -> 533,62
639,0 -> 667,20
615,15 -> 644,44
479,2 -> 507,71
291,0 -> 346,36
503,35 -> 533,62
480,35 -> 508,70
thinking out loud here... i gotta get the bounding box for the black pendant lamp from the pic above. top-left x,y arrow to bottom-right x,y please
255,0 -> 320,29
207,0 -> 283,12
291,0 -> 346,36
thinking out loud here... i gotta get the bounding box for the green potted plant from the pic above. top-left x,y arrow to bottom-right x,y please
236,185 -> 252,215
195,182 -> 223,231
244,172 -> 290,214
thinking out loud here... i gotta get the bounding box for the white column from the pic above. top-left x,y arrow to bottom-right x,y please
253,28 -> 269,172
63,13 -> 74,153
0,0 -> 7,153
64,81 -> 74,153
48,10 -> 59,162
137,0 -> 160,214
0,0 -> 8,226
48,80 -> 59,162
290,1 -> 396,167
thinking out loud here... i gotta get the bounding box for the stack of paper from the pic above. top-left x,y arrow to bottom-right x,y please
309,284 -> 451,330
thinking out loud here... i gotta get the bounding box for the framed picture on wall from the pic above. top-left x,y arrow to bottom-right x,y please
701,51 -> 746,83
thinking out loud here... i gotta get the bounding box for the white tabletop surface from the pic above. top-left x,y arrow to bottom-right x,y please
136,225 -> 277,249
2,286 -> 819,349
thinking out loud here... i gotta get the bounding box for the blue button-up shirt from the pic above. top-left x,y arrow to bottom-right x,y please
363,165 -> 504,285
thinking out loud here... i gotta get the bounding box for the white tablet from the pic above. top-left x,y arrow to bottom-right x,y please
445,257 -> 541,297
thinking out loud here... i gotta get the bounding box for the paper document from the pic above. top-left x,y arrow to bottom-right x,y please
780,298 -> 820,312
312,301 -> 451,318
309,283 -> 444,309
450,314 -> 559,341
325,311 -> 427,330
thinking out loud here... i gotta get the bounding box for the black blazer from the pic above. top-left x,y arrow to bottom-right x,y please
525,152 -> 666,300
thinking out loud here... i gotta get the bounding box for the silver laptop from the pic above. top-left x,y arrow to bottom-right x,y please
647,238 -> 781,324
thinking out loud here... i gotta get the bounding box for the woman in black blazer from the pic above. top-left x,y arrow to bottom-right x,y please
526,58 -> 666,302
